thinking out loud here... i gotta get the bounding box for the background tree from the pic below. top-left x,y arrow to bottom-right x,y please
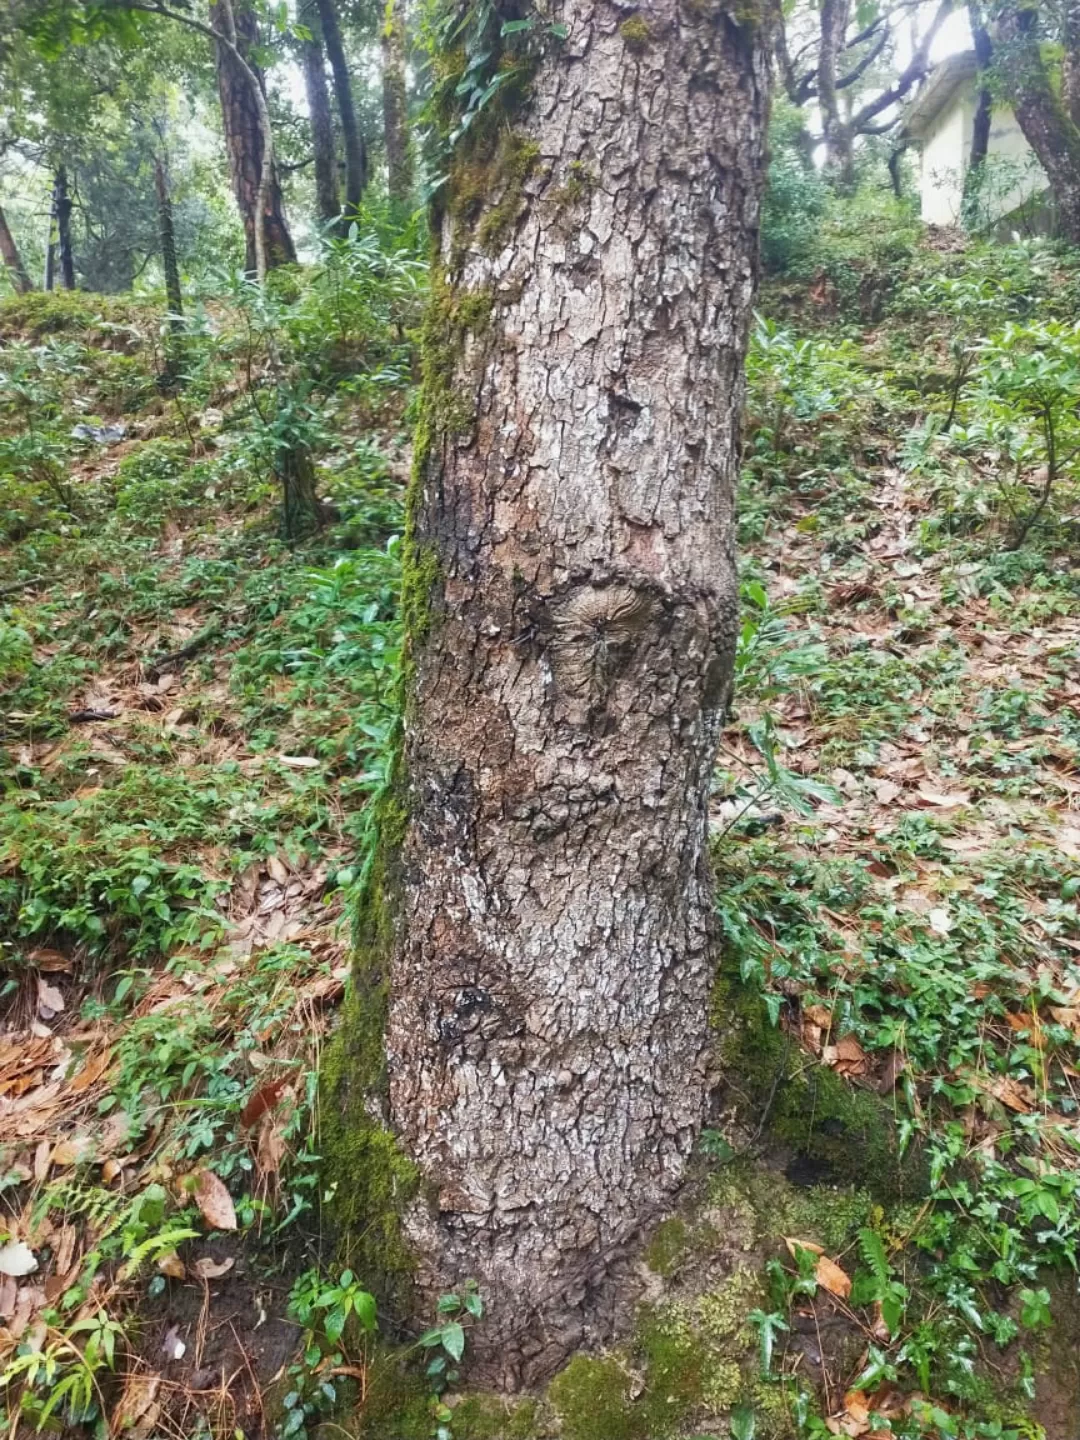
209,0 -> 296,274
381,0 -> 412,211
299,7 -> 341,226
153,152 -> 183,322
328,0 -> 770,1382
774,0 -> 953,184
315,0 -> 367,222
993,0 -> 1080,241
0,201 -> 32,292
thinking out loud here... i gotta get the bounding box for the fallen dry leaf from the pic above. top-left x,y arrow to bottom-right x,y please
987,1075 -> 1036,1114
878,1050 -> 905,1095
36,979 -> 65,1019
815,1253 -> 853,1299
188,1169 -> 236,1231
156,1252 -> 186,1280
240,1075 -> 291,1129
51,1135 -> 95,1167
256,1117 -> 287,1175
9,1285 -> 45,1339
67,1049 -> 112,1094
53,1225 -> 77,1276
824,1033 -> 869,1077
784,1237 -> 824,1257
916,786 -> 971,810
277,754 -> 320,769
111,1371 -> 161,1435
844,1392 -> 872,1425
27,948 -> 71,972
192,1255 -> 234,1279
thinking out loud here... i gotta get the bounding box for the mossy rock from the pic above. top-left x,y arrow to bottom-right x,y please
549,1356 -> 645,1440
346,1347 -> 431,1439
447,1395 -> 544,1439
0,289 -> 148,340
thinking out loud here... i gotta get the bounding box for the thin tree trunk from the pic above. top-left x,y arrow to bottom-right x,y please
210,0 -> 296,274
315,0 -> 366,221
55,167 -> 75,290
300,10 -> 340,226
329,0 -> 770,1386
381,0 -> 412,210
154,157 -> 184,324
888,140 -> 907,197
1064,0 -> 1080,128
997,3 -> 1080,241
964,3 -> 994,220
277,441 -> 327,539
0,203 -> 32,294
43,192 -> 56,292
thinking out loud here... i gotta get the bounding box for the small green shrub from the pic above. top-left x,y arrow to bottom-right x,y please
113,437 -> 198,524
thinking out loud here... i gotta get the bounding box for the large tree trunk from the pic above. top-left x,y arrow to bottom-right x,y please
300,10 -> 341,226
55,167 -> 75,290
315,0 -> 366,222
333,0 -> 769,1388
381,0 -> 413,210
0,203 -> 32,294
211,0 -> 296,273
997,4 -> 1080,241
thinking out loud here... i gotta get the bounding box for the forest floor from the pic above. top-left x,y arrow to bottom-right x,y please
1,232 -> 1080,1439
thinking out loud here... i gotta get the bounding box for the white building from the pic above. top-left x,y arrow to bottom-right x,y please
907,51 -> 1048,226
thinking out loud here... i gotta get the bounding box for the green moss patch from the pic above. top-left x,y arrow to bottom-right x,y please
618,16 -> 652,51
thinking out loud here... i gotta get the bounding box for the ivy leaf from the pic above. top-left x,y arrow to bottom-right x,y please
353,1289 -> 377,1332
440,1320 -> 465,1362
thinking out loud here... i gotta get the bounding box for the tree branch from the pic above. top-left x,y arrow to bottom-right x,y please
850,0 -> 953,134
837,30 -> 889,91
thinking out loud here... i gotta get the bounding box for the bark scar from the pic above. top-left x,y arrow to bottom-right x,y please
549,583 -> 657,702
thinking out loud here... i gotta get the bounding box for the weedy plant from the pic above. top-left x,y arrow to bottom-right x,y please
280,1272 -> 482,1440
955,319 -> 1080,546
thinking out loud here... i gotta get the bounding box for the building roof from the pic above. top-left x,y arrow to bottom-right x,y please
906,50 -> 979,138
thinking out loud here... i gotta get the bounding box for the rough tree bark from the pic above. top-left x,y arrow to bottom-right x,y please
299,5 -> 341,226
315,0 -> 367,222
330,0 -> 770,1388
381,0 -> 413,210
55,167 -> 75,290
997,3 -> 1080,241
0,203 -> 32,294
210,0 -> 296,273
